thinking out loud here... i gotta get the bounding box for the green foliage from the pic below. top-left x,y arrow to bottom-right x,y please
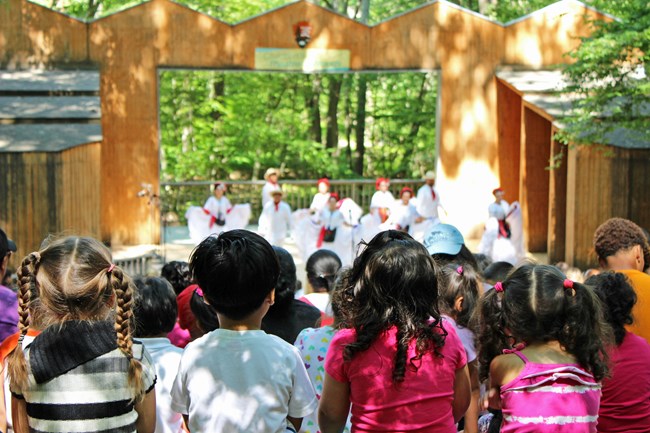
159,71 -> 438,182
560,1 -> 649,146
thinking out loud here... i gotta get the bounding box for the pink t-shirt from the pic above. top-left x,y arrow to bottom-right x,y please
598,331 -> 650,433
325,323 -> 466,433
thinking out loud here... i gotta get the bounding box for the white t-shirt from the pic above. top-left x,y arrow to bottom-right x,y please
140,337 -> 184,433
170,329 -> 317,433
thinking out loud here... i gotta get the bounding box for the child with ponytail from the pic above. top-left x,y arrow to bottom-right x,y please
7,236 -> 156,433
477,264 -> 612,433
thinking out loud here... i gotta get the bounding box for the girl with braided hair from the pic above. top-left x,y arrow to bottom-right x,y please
476,264 -> 612,433
318,230 -> 471,433
6,236 -> 156,433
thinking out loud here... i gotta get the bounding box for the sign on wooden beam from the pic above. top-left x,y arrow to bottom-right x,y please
254,48 -> 350,72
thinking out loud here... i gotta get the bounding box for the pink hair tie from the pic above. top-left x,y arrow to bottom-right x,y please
494,281 -> 504,293
456,265 -> 463,275
563,279 -> 574,289
107,264 -> 116,273
195,287 -> 204,298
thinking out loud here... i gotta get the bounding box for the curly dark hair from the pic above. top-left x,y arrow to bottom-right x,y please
586,272 -> 636,345
477,264 -> 612,382
161,261 -> 192,295
342,230 -> 446,382
593,218 -> 650,267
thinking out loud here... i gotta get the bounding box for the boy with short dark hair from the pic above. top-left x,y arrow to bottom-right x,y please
171,230 -> 317,432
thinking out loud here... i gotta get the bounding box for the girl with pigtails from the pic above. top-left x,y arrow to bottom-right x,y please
477,264 -> 612,433
6,236 -> 156,433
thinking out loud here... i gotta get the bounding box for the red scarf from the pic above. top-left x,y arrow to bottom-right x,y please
431,186 -> 436,200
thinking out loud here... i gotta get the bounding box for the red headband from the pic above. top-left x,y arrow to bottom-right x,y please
329,192 -> 340,201
401,187 -> 414,197
317,178 -> 330,187
375,178 -> 389,190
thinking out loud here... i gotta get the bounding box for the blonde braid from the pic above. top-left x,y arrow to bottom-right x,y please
7,252 -> 40,393
110,266 -> 144,398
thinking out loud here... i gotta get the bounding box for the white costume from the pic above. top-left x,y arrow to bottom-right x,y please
309,192 -> 330,214
140,337 -> 184,433
369,190 -> 395,211
186,195 -> 251,244
387,200 -> 418,232
170,329 -> 317,433
258,200 -> 292,247
293,198 -> 363,267
261,181 -> 281,208
478,200 -> 525,264
359,190 -> 395,242
416,184 -> 442,222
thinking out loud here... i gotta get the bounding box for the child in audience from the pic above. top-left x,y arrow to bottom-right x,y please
189,287 -> 219,335
587,272 -> 650,433
262,247 -> 320,344
294,270 -> 352,433
301,249 -> 342,327
170,230 -> 317,432
439,264 -> 481,433
7,236 -> 156,433
477,264 -> 611,433
319,230 -> 470,433
133,277 -> 185,433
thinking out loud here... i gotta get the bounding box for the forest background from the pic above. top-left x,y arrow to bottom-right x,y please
31,0 -> 648,185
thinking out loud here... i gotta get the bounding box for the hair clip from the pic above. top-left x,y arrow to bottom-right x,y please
456,265 -> 463,275
195,287 -> 204,298
494,281 -> 504,293
563,279 -> 574,289
107,264 -> 116,273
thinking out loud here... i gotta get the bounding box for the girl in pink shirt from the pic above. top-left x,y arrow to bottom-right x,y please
319,230 -> 471,433
477,264 -> 612,433
587,272 -> 650,433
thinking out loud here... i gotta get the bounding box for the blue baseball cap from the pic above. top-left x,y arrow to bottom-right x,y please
423,223 -> 465,256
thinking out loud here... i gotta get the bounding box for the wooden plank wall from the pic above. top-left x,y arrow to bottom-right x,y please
520,105 -> 550,252
496,79 -> 522,201
0,144 -> 101,261
0,0 -> 613,247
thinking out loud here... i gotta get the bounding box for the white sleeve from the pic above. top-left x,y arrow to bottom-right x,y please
169,355 -> 189,415
287,347 -> 318,418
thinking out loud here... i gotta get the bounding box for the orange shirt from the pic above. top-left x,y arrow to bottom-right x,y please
0,329 -> 40,363
619,269 -> 650,345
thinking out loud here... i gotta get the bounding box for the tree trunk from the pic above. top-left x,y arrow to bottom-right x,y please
306,75 -> 323,144
325,76 -> 343,149
354,75 -> 368,176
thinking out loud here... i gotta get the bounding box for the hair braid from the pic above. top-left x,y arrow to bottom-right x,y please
7,252 -> 40,393
110,266 -> 144,397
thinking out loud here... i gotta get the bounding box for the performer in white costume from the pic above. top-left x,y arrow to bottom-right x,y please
359,178 -> 394,242
261,167 -> 281,208
386,187 -> 419,234
310,178 -> 331,214
478,187 -> 524,264
411,170 -> 446,242
185,182 -> 251,243
258,189 -> 292,247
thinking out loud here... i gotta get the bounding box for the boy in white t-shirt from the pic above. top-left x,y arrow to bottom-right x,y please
171,229 -> 317,433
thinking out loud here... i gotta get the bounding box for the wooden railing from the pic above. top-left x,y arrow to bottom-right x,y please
160,179 -> 422,223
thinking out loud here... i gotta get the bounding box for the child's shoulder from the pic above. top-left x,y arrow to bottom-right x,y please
490,352 -> 526,385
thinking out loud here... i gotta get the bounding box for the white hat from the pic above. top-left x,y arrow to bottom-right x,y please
264,168 -> 280,180
424,170 -> 436,180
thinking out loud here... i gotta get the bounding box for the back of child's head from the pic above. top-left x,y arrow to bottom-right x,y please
438,264 -> 480,330
482,261 -> 513,284
133,276 -> 178,337
593,217 -> 650,266
189,229 -> 279,321
8,236 -> 143,396
586,272 -> 636,346
344,230 -> 445,382
160,261 -> 192,296
477,263 -> 611,381
190,287 -> 219,334
306,249 -> 342,294
472,253 -> 492,274
266,246 -> 299,317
